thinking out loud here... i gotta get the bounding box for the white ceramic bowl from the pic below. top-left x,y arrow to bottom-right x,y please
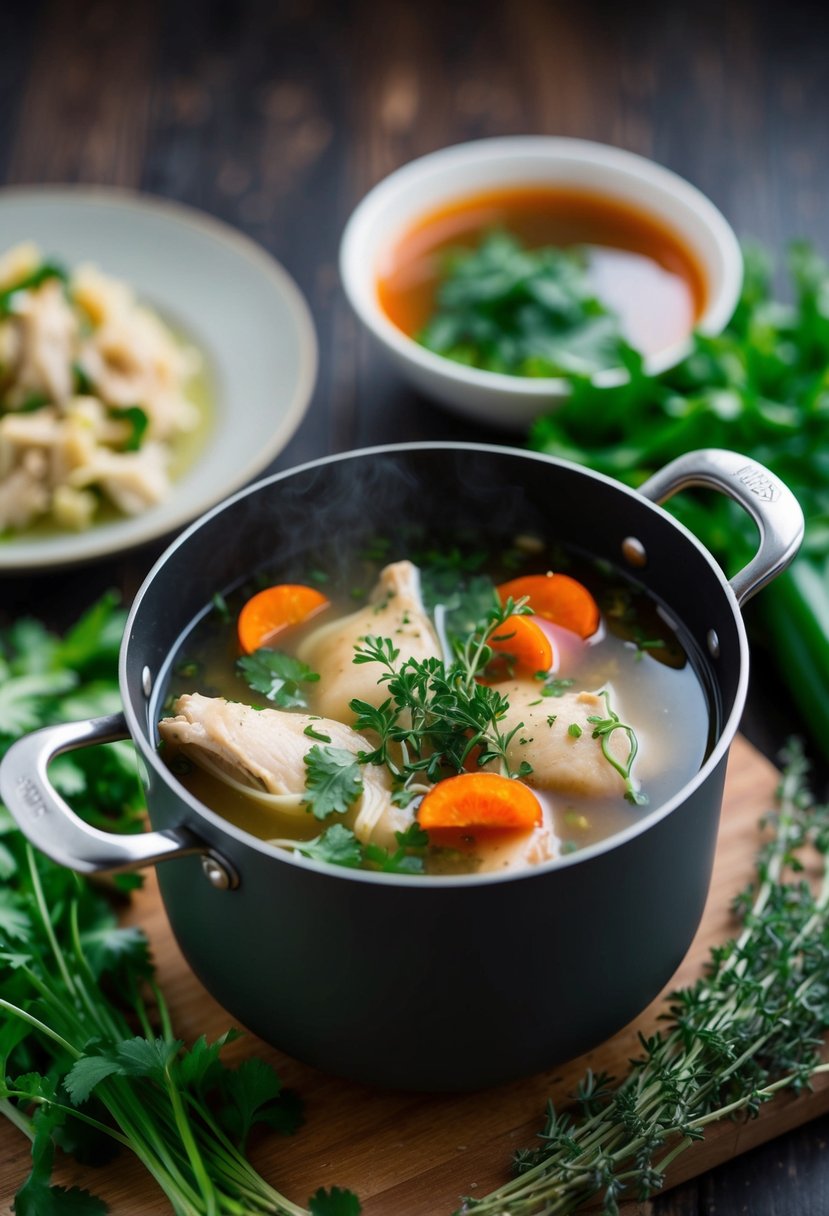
340,137 -> 742,430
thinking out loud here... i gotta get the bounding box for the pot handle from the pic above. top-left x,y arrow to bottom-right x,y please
0,711 -> 238,888
637,448 -> 804,606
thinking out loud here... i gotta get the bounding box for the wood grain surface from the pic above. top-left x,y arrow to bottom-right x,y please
2,733 -> 815,1215
1,1 -> 829,1211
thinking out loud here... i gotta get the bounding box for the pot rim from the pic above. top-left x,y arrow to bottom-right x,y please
122,441 -> 749,888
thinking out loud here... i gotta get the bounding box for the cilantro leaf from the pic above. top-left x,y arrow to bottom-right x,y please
302,745 -> 363,820
114,1035 -> 182,1079
215,1057 -> 301,1147
79,922 -> 152,981
64,1056 -> 122,1106
293,823 -> 363,868
309,1187 -> 362,1216
363,823 -> 429,874
13,1176 -> 108,1215
51,592 -> 125,672
176,1029 -> 243,1090
237,648 -> 320,709
0,888 -> 32,942
0,670 -> 77,736
12,1088 -> 107,1215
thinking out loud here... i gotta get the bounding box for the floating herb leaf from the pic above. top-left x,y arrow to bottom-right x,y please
302,745 -> 363,819
237,648 -> 320,709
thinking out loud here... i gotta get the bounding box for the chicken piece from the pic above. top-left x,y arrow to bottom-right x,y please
489,682 -> 644,800
0,449 -> 50,530
297,560 -> 441,725
51,483 -> 97,531
69,441 -> 170,515
76,299 -> 199,439
0,407 -> 62,480
158,692 -> 410,848
8,279 -> 77,406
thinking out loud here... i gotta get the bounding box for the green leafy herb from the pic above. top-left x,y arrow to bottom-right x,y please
309,1188 -> 362,1216
108,405 -> 149,452
536,674 -> 575,698
304,722 -> 332,743
567,722 -> 582,739
0,260 -> 68,317
529,242 -> 829,757
302,745 -> 363,819
350,594 -> 534,797
461,741 -> 829,1215
418,230 -> 624,377
211,592 -> 231,623
364,822 -> 430,875
289,823 -> 364,868
0,599 -> 354,1216
237,648 -> 320,709
287,822 -> 429,875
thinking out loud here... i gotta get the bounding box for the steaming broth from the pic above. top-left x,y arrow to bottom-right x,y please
159,540 -> 714,877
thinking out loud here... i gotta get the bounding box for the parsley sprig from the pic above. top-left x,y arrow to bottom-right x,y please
275,822 -> 429,875
350,597 -> 534,795
302,745 -> 363,819
0,599 -> 359,1216
237,648 -> 320,710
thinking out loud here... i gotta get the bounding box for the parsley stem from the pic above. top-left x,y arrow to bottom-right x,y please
164,1062 -> 220,1216
0,996 -> 81,1058
25,844 -> 77,998
0,1097 -> 33,1141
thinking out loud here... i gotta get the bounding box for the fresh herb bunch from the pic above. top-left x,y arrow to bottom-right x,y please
460,740 -> 829,1215
418,231 -> 625,377
529,242 -> 829,757
0,597 -> 360,1216
350,595 -> 535,798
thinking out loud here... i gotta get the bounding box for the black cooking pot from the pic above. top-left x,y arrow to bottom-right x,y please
0,445 -> 803,1091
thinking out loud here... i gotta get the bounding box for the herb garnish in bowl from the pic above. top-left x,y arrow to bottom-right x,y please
417,231 -> 625,378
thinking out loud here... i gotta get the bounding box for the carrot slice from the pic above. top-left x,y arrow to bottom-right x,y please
418,772 -> 542,833
237,584 -> 329,654
498,573 -> 600,639
488,613 -> 554,675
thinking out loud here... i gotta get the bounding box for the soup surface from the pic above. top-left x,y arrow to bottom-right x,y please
377,186 -> 707,364
158,537 -> 715,878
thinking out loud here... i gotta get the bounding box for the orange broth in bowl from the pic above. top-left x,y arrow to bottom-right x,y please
376,185 -> 707,362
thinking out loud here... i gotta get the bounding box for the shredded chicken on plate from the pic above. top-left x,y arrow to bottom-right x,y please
0,242 -> 201,534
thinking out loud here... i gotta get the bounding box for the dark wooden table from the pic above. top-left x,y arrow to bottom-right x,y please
2,0 -> 829,1211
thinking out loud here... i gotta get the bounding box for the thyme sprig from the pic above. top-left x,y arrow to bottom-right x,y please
459,741 -> 829,1215
586,690 -> 647,806
350,597 -> 533,789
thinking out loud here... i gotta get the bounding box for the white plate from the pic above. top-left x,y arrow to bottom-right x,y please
0,187 -> 317,569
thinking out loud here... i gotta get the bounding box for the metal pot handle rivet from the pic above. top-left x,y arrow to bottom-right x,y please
0,711 -> 236,882
637,448 -> 805,606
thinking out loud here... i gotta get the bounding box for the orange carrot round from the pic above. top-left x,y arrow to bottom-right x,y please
498,573 -> 600,639
418,772 -> 542,833
237,584 -> 329,654
488,613 -> 554,675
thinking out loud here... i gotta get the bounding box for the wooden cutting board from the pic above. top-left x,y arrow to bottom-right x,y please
3,734 -> 826,1214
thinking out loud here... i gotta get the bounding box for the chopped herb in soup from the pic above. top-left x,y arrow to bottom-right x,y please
158,540 -> 714,877
377,186 -> 706,376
